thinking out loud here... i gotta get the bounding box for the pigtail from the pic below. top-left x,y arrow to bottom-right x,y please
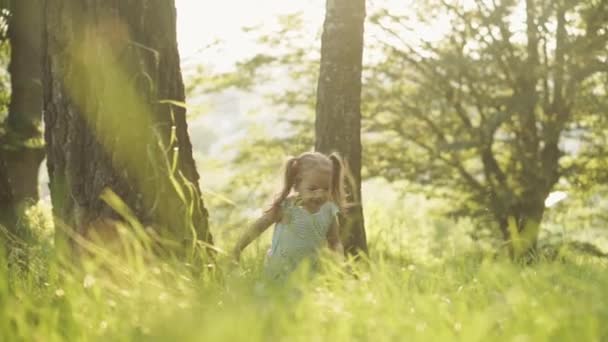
329,152 -> 357,213
266,157 -> 299,221
329,153 -> 345,209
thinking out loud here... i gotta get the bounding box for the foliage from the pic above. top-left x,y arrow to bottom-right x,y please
365,0 -> 608,243
560,72 -> 608,189
192,1 -> 608,254
542,184 -> 608,246
0,22 -> 10,123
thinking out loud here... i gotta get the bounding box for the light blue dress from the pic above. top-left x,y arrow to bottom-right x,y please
264,198 -> 340,281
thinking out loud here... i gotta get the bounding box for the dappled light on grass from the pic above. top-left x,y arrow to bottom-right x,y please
3,242 -> 607,341
2,200 -> 608,341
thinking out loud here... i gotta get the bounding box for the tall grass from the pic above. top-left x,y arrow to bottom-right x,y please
1,198 -> 607,341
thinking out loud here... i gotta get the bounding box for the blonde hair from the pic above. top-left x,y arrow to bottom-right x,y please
266,151 -> 356,221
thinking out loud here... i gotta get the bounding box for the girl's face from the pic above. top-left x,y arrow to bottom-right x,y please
295,169 -> 330,205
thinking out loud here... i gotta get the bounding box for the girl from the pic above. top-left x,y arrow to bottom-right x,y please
232,152 -> 350,280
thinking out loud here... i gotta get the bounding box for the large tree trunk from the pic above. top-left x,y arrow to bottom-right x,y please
2,0 -> 45,210
315,0 -> 367,255
42,0 -> 212,258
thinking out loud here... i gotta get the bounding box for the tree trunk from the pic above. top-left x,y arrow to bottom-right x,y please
2,0 -> 45,209
315,0 -> 367,255
496,194 -> 547,260
0,157 -> 16,240
0,162 -> 15,261
42,0 -> 212,258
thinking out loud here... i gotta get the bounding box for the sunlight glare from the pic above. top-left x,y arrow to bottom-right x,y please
545,191 -> 568,208
175,0 -> 323,71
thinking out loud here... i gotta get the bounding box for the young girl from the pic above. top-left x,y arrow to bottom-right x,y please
232,152 -> 349,280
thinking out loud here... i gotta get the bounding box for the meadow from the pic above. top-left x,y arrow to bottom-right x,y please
1,0 -> 607,341
2,190 -> 607,342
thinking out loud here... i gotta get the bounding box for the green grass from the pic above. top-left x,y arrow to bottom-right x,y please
2,199 -> 607,342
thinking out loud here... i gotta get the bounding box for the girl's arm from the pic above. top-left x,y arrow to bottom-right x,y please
232,210 -> 277,262
327,217 -> 344,257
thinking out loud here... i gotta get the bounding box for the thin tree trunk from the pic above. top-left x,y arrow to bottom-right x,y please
315,0 -> 368,255
0,0 -> 45,256
42,0 -> 212,258
0,157 -> 16,240
3,0 -> 45,208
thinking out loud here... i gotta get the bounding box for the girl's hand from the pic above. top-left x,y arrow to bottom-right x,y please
327,217 -> 343,256
231,247 -> 241,263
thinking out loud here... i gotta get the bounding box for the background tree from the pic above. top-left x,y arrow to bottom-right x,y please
0,3 -> 13,234
3,0 -> 44,209
316,0 -> 368,254
0,158 -> 15,238
0,0 -> 43,253
43,0 -> 212,257
0,1 -> 10,108
366,0 -> 608,258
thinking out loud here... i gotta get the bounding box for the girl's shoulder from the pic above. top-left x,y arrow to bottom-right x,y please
324,201 -> 340,217
280,197 -> 340,218
277,196 -> 298,216
285,197 -> 339,212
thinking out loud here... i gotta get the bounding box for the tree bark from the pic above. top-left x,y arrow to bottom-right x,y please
2,0 -> 45,209
0,157 -> 16,239
42,0 -> 212,257
489,174 -> 549,259
315,0 -> 368,255
496,199 -> 546,260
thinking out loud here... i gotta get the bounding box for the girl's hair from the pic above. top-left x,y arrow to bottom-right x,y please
266,151 -> 356,221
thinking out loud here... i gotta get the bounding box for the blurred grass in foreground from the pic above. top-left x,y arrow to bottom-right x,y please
1,194 -> 607,342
